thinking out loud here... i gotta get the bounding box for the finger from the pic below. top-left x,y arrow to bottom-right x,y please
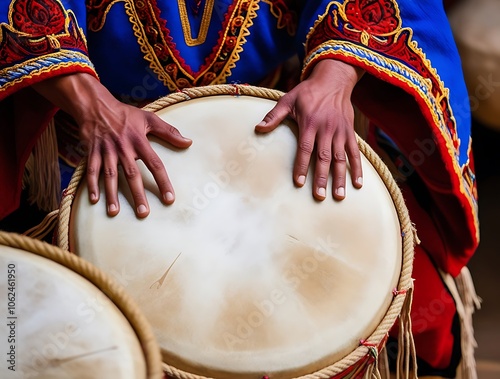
347,133 -> 363,189
255,95 -> 293,133
86,142 -> 102,205
293,122 -> 316,190
118,145 -> 150,218
137,140 -> 176,205
331,136 -> 348,200
101,142 -> 120,217
313,126 -> 334,201
148,113 -> 192,149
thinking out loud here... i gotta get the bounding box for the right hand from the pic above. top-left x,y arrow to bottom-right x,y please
34,73 -> 192,218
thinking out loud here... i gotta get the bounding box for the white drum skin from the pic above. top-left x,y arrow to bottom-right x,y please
0,244 -> 147,379
69,95 -> 402,378
449,0 -> 500,130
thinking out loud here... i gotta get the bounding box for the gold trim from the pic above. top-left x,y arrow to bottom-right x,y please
124,0 -> 259,90
178,0 -> 214,47
0,51 -> 96,92
304,45 -> 479,238
87,0 -> 124,32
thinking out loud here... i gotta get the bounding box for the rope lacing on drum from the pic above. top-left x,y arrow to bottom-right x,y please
58,84 -> 416,379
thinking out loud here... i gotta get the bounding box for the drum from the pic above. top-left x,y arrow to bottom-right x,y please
0,232 -> 163,379
57,85 -> 415,378
448,0 -> 500,130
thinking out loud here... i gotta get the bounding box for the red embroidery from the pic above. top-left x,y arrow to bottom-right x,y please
262,0 -> 298,36
306,0 -> 459,151
0,0 -> 88,66
86,0 -> 116,31
344,0 -> 399,34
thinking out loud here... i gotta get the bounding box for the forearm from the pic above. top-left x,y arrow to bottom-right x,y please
32,73 -> 118,125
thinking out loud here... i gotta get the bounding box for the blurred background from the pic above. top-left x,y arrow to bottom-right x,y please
448,0 -> 500,378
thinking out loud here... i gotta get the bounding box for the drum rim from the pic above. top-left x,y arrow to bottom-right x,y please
57,84 -> 415,379
0,231 -> 164,379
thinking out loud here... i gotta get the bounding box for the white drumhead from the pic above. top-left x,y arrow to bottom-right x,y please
70,95 -> 402,378
0,244 -> 147,379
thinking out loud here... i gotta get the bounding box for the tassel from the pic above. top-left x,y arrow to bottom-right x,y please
22,119 -> 61,214
441,268 -> 481,379
396,284 -> 417,379
378,346 -> 391,379
456,268 -> 482,379
22,210 -> 59,241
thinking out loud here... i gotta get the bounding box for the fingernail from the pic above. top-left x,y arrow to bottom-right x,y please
336,187 -> 345,197
357,177 -> 363,186
317,187 -> 326,197
108,204 -> 117,213
297,175 -> 306,186
164,192 -> 174,203
137,204 -> 147,214
256,121 -> 267,127
90,192 -> 98,202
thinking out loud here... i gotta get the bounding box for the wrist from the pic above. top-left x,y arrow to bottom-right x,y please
307,59 -> 365,88
33,73 -> 115,123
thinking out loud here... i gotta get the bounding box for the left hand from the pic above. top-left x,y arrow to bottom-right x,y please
255,59 -> 365,201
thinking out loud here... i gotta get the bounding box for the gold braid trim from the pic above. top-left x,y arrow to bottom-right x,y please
123,0 -> 260,90
178,0 -> 214,46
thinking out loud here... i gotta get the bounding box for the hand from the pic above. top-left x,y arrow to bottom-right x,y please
34,73 -> 192,218
255,59 -> 364,201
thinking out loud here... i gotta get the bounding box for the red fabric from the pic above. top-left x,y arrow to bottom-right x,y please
0,63 -> 97,221
0,88 -> 58,219
390,243 -> 457,369
353,77 -> 477,276
0,0 -> 98,220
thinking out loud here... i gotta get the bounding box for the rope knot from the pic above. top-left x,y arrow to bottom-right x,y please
392,288 -> 408,297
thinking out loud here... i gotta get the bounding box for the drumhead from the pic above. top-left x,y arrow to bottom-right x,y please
65,87 -> 408,378
0,232 -> 161,379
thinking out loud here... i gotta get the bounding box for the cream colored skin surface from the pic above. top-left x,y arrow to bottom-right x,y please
70,96 -> 402,378
0,246 -> 147,379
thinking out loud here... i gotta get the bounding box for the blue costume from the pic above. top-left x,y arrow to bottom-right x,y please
0,1 -> 479,376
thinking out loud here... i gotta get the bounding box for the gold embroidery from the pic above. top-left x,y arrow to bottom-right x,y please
178,0 -> 214,47
0,51 -> 96,93
87,0 -> 124,32
124,0 -> 259,90
303,44 -> 479,236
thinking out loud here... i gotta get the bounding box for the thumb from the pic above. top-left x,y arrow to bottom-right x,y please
255,95 -> 293,133
148,113 -> 192,149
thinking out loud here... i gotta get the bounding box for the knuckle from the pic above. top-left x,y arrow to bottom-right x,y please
103,167 -> 117,178
123,164 -> 138,179
317,148 -> 332,163
349,150 -> 361,161
333,151 -> 347,163
168,124 -> 180,136
297,162 -> 309,172
298,140 -> 314,155
316,174 -> 329,185
148,156 -> 164,171
87,166 -> 98,177
132,191 -> 145,202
